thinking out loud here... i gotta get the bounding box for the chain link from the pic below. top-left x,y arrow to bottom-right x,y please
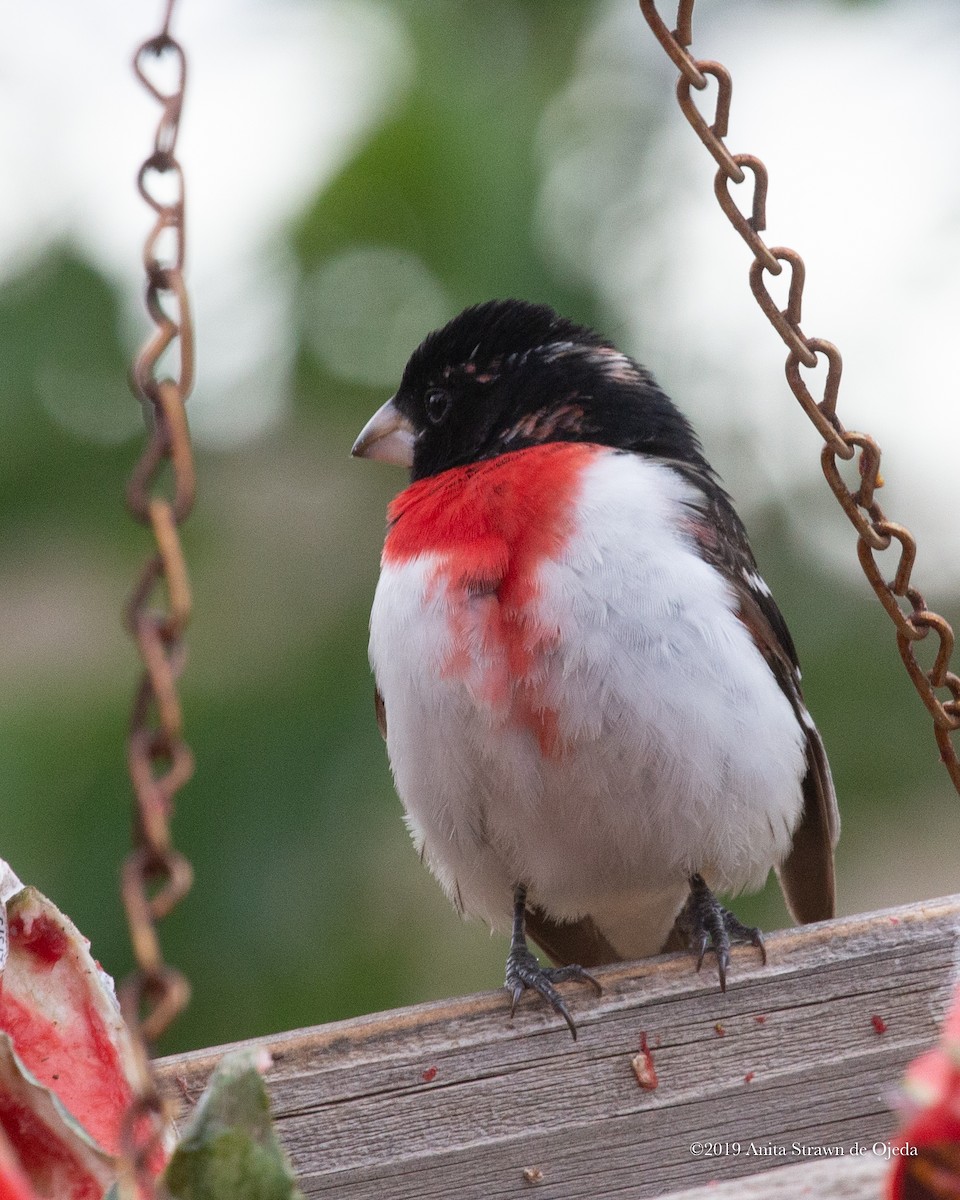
119,0 -> 196,1193
638,0 -> 960,794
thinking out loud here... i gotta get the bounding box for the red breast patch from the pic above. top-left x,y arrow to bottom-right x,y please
384,442 -> 601,756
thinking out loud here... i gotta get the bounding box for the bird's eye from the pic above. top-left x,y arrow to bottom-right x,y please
425,388 -> 451,424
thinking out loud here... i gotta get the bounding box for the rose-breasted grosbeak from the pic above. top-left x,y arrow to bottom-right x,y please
353,299 -> 838,1038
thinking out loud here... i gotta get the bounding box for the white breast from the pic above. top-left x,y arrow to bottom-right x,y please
369,452 -> 806,959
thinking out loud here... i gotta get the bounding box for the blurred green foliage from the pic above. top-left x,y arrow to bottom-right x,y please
0,0 -> 956,1059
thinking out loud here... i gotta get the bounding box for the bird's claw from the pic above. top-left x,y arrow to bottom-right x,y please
681,874 -> 765,992
505,944 -> 600,1040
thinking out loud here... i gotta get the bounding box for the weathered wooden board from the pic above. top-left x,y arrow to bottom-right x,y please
156,895 -> 960,1198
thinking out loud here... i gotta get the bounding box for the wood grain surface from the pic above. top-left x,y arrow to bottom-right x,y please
156,895 -> 960,1198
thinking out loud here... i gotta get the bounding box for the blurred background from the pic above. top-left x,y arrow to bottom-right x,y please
1,0 -> 958,1057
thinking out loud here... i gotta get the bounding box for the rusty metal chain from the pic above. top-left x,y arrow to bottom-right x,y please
638,0 -> 960,796
119,0 -> 196,1192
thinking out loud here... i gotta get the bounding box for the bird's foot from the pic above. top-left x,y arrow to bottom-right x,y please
505,943 -> 601,1040
678,873 -> 766,991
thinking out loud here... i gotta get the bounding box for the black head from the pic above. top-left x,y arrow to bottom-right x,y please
352,299 -> 712,481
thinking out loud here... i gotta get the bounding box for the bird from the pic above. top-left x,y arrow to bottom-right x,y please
352,298 -> 839,1038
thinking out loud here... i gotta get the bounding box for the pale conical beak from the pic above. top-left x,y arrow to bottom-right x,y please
351,397 -> 415,467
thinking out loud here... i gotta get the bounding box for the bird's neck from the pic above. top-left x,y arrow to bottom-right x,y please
383,441 -> 601,598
